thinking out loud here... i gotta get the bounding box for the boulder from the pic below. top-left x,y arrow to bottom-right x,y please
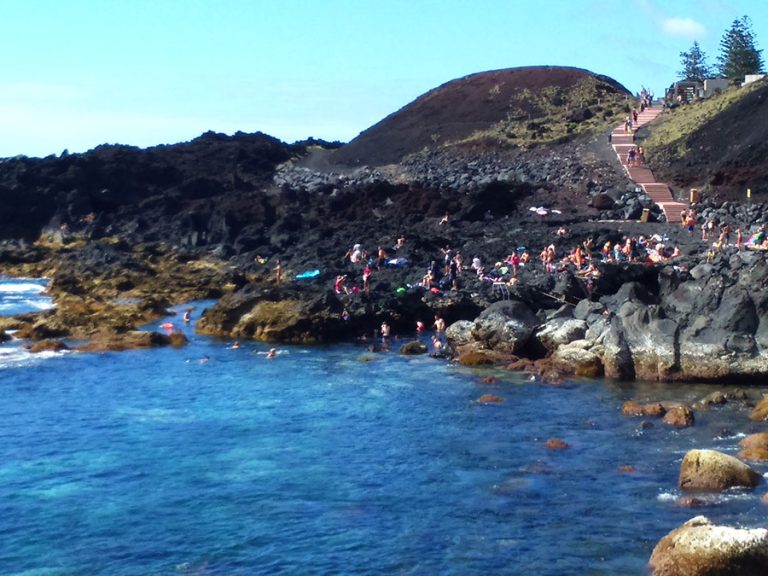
196,287 -> 343,343
458,349 -> 496,366
621,401 -> 666,418
751,396 -> 768,421
15,319 -> 68,341
573,298 -> 605,321
678,449 -> 762,492
691,390 -> 750,411
551,346 -> 603,378
470,300 -> 539,354
0,330 -> 10,343
445,320 -> 474,348
739,432 -> 768,461
602,318 -> 635,380
619,305 -> 679,380
590,193 -> 615,210
26,339 -> 70,354
663,405 -> 695,428
649,516 -> 768,576
399,340 -> 427,355
534,318 -> 587,352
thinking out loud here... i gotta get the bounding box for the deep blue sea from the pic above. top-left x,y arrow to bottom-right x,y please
2,277 -> 767,575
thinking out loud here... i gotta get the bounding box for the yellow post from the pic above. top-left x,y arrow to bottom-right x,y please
747,188 -> 752,199
689,188 -> 698,204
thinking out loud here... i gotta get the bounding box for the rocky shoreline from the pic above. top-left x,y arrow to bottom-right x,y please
2,130 -> 768,385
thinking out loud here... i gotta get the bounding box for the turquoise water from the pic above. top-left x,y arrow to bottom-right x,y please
1,292 -> 768,574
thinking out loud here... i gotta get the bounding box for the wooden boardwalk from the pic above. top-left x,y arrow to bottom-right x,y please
610,108 -> 688,222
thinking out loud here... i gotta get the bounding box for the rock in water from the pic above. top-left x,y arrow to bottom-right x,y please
678,449 -> 762,492
663,405 -> 695,428
649,516 -> 768,576
739,432 -> 768,461
551,345 -> 603,378
470,300 -> 539,354
751,396 -> 768,421
399,340 -> 427,355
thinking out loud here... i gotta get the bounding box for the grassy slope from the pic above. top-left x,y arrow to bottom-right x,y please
644,82 -> 762,163
451,76 -> 630,149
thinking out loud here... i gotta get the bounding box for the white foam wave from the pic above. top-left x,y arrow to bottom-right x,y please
0,282 -> 47,294
0,299 -> 54,312
0,345 -> 68,368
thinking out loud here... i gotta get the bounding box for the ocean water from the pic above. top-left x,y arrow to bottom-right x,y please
0,276 -> 52,315
1,288 -> 768,575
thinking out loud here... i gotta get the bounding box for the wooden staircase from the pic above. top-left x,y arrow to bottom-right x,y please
610,107 -> 688,222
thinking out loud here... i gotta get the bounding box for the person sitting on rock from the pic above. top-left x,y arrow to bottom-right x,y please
346,244 -> 365,264
421,269 -> 434,289
471,256 -> 483,275
376,246 -> 388,270
335,275 -> 349,295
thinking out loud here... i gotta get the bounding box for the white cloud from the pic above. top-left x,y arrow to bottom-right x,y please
661,17 -> 706,38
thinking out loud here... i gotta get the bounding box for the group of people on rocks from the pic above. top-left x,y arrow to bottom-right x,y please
681,208 -> 768,255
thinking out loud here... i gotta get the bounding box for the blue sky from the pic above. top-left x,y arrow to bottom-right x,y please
1,0 -> 766,157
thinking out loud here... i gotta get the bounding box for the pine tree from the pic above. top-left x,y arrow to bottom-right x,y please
679,41 -> 712,82
717,15 -> 765,81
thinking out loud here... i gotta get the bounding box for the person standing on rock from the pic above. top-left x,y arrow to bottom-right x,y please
722,223 -> 731,245
362,264 -> 372,294
433,315 -> 446,334
448,257 -> 458,291
273,259 -> 282,286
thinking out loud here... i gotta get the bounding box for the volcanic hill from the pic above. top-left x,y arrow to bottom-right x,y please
332,66 -> 631,167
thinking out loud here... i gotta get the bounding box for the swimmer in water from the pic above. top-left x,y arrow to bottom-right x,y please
183,310 -> 191,323
230,341 -> 240,350
266,348 -> 277,359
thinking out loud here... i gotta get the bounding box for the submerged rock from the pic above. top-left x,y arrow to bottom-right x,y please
399,340 -> 427,355
76,330 -> 188,352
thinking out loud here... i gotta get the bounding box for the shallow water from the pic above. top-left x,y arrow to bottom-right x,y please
1,300 -> 768,574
